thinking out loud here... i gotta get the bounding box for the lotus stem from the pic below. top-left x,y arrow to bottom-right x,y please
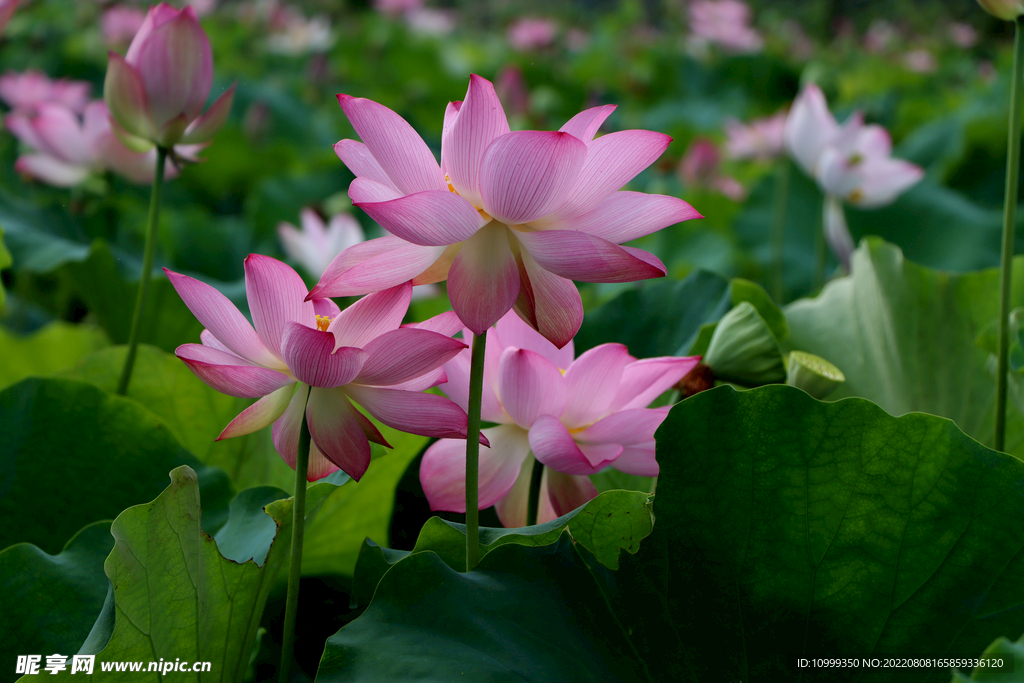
525,457 -> 544,527
814,197 -> 827,291
280,390 -> 311,683
117,146 -> 168,395
771,160 -> 790,303
465,329 -> 487,571
997,19 -> 1024,452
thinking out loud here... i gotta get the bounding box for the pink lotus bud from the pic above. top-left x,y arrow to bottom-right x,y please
104,2 -> 234,150
977,0 -> 1024,20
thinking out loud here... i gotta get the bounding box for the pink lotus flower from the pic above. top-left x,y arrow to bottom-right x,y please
104,2 -> 235,151
507,17 -> 557,51
166,255 -> 477,481
278,209 -> 365,278
312,74 -> 701,348
420,311 -> 700,526
5,101 -> 187,187
724,112 -> 787,161
679,138 -> 746,201
0,70 -> 91,113
687,0 -> 763,54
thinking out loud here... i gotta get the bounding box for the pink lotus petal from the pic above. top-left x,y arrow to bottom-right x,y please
175,343 -> 294,398
447,223 -> 519,335
349,177 -> 404,204
281,322 -> 367,388
125,3 -> 182,63
309,236 -> 446,299
823,195 -> 854,272
312,297 -> 342,318
612,443 -> 659,477
528,415 -> 619,475
307,386 -> 373,481
164,268 -> 280,368
30,103 -> 92,165
493,308 -> 574,370
853,158 -> 924,209
575,408 -> 667,446
348,402 -> 392,448
104,52 -> 154,142
559,104 -> 617,143
5,111 -> 46,152
436,344 -> 507,423
403,310 -> 463,337
498,347 -> 566,428
479,130 -> 587,225
328,281 -> 412,349
784,83 -> 840,177
355,190 -> 486,246
217,384 -> 295,440
355,327 -> 465,386
133,8 -> 212,130
420,424 -> 530,512
273,383 -> 341,479
334,139 -> 400,192
516,230 -> 665,283
244,253 -> 316,360
545,469 -> 599,518
15,154 -> 89,187
441,74 -> 510,208
337,93 -> 445,194
512,248 -> 584,350
387,366 -> 447,393
344,384 -> 476,441
549,130 -> 671,221
494,454 -> 535,527
561,343 -> 632,428
545,191 -> 702,244
179,83 -> 235,145
200,329 -> 232,353
612,356 -> 702,411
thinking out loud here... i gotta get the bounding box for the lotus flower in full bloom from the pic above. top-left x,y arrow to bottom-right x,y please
166,255 -> 477,481
312,74 -> 701,348
104,2 -> 235,152
784,83 -> 923,270
420,311 -> 701,527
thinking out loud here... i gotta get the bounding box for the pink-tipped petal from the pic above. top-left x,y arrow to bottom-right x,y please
164,268 -> 279,367
559,104 -> 617,143
125,3 -> 181,63
30,103 -> 91,165
200,329 -> 232,353
337,93 -> 445,194
310,237 -> 446,299
349,176 -> 404,204
388,366 -> 447,393
576,408 -> 668,446
334,139 -> 400,192
479,130 -> 587,225
549,130 -> 672,221
272,382 -> 308,470
498,347 -> 566,428
312,297 -> 342,318
528,415 -> 619,475
328,281 -> 412,349
441,74 -> 510,207
493,309 -> 574,370
610,443 -> 659,477
512,248 -> 584,350
355,327 -> 466,386
545,469 -> 599,518
244,253 -> 316,359
561,343 -> 632,428
175,343 -> 294,398
544,191 -> 702,243
447,223 -> 519,335
307,386 -> 373,481
852,158 -> 924,209
104,52 -> 153,141
403,310 -> 464,337
133,9 -> 212,129
494,454 -> 535,527
179,83 -> 235,145
217,384 -> 295,440
516,230 -> 665,283
281,322 -> 367,388
345,384 -> 477,441
420,424 -> 530,512
612,356 -> 702,411
355,190 -> 486,246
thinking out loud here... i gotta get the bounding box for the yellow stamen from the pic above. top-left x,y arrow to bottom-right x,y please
847,153 -> 864,166
445,174 -> 459,195
559,368 -> 567,376
848,189 -> 865,204
316,315 -> 332,332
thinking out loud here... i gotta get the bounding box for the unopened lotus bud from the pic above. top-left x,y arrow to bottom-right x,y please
702,302 -> 786,384
786,350 -> 845,399
977,0 -> 1024,21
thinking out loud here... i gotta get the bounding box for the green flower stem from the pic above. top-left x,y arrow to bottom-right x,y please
814,198 -> 827,292
525,456 -> 544,527
465,329 -> 487,571
996,16 -> 1024,453
771,160 -> 791,303
116,145 -> 168,396
279,390 -> 311,683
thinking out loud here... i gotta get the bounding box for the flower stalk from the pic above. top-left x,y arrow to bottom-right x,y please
116,145 -> 167,395
996,16 -> 1024,452
770,160 -> 790,303
280,393 -> 311,683
465,330 -> 487,571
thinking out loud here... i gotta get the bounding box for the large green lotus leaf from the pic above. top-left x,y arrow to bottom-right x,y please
0,190 -> 91,273
785,238 -> 1024,455
60,345 -> 295,492
0,521 -> 113,663
950,634 -> 1024,682
0,322 -> 108,391
0,377 -> 233,553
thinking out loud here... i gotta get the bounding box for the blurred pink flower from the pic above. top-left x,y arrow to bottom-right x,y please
166,257 -> 476,481
266,9 -> 334,55
314,74 -> 700,348
420,311 -> 700,526
0,70 -> 91,113
679,138 -> 746,200
903,49 -> 937,73
279,209 -> 365,278
948,22 -> 979,48
374,0 -> 422,15
102,6 -> 146,46
404,8 -> 455,36
494,65 -> 529,121
724,111 -> 787,161
687,0 -> 763,54
863,19 -> 898,54
104,2 -> 235,150
507,17 -> 557,50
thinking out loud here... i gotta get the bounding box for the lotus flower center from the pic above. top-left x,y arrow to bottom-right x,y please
315,315 -> 332,332
847,153 -> 864,167
848,189 -> 865,204
445,174 -> 459,195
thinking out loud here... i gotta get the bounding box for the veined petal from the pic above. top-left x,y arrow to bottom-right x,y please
125,3 -> 181,63
441,74 -> 510,207
217,384 -> 295,440
512,247 -> 583,350
528,415 -> 619,475
355,190 -> 486,246
516,230 -> 665,283
337,93 -> 445,194
328,281 -> 412,349
613,443 -> 659,477
543,191 -> 702,243
272,383 -> 309,471
133,9 -> 212,128
545,469 -> 599,519
281,322 -> 367,388
334,139 -> 400,192
559,104 -> 617,143
104,52 -> 154,141
611,356 -> 702,411
436,346 -> 506,423
420,425 -> 530,512
479,130 -> 587,225
387,367 -> 447,393
344,384 -> 477,441
175,343 -> 294,398
309,236 -> 446,299
495,453 -> 536,528
312,297 -> 342,319
498,347 -> 566,428
244,253 -> 315,360
403,310 -> 464,337
307,386 -> 373,481
561,343 -> 632,428
164,268 -> 279,367
349,176 -> 404,204
493,309 -> 574,370
547,129 -> 671,221
200,329 -> 232,353
355,327 -> 466,386
179,83 -> 235,145
575,408 -> 668,446
447,222 -> 519,335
